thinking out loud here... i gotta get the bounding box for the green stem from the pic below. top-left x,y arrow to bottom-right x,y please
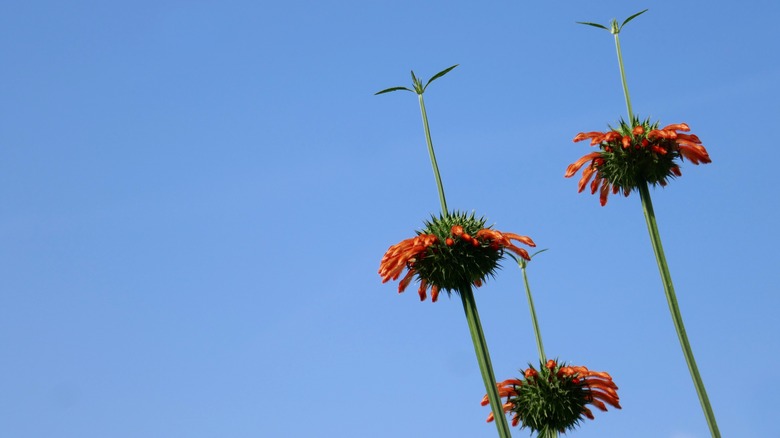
638,182 -> 721,438
520,261 -> 546,363
460,284 -> 512,438
613,32 -> 634,121
417,94 -> 448,214
417,89 -> 508,435
519,262 -> 557,438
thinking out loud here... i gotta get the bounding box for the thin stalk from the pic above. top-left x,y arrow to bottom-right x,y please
520,261 -> 546,363
415,85 -> 508,436
613,29 -> 720,435
417,94 -> 448,214
638,182 -> 721,438
460,284 -> 513,438
519,261 -> 557,438
613,32 -> 634,121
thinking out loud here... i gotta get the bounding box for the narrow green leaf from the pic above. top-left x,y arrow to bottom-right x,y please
620,9 -> 648,30
576,21 -> 609,31
374,86 -> 413,95
423,64 -> 459,91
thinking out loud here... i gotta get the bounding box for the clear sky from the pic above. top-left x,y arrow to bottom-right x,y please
2,1 -> 778,437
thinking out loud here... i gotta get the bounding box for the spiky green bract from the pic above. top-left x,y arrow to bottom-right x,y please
512,361 -> 588,436
414,211 -> 501,295
597,117 -> 681,191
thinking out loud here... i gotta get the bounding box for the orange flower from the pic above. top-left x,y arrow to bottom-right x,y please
483,359 -> 620,434
379,233 -> 441,301
379,212 -> 535,302
566,118 -> 711,205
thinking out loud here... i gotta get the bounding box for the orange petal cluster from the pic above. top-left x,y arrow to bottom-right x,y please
378,224 -> 536,302
566,122 -> 710,205
462,227 -> 536,261
481,378 -> 524,426
378,234 -> 439,301
647,123 -> 711,164
482,359 -> 620,429
553,361 -> 621,420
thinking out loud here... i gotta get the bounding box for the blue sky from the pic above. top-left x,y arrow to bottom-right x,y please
1,1 -> 778,437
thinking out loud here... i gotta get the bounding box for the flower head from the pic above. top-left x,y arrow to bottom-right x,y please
378,211 -> 535,302
483,359 -> 620,435
565,117 -> 711,205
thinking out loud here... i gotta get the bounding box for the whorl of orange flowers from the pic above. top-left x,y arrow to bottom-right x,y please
483,359 -> 620,434
565,118 -> 711,205
378,212 -> 535,302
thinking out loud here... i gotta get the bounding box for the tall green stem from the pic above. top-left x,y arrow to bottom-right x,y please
612,24 -> 720,436
613,32 -> 634,121
519,261 -> 557,438
520,261 -> 546,363
460,284 -> 513,438
638,182 -> 721,438
417,94 -> 448,214
416,93 -> 508,437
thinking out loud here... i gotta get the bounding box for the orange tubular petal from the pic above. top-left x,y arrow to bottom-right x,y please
589,387 -> 620,402
590,398 -> 608,412
380,262 -> 405,283
430,285 -> 440,303
585,370 -> 614,380
397,269 -> 416,293
589,380 -> 619,394
577,165 -> 597,193
591,392 -> 622,409
678,142 -> 711,163
662,123 -> 690,132
586,374 -> 616,383
679,145 -> 707,164
651,145 -> 668,155
599,179 -> 610,206
417,280 -> 428,301
590,176 -> 601,195
573,131 -> 606,144
632,125 -> 645,135
476,229 -> 503,241
582,406 -> 595,420
507,245 -> 531,260
503,233 -> 536,247
565,152 -> 601,178
677,139 -> 709,154
647,129 -> 676,140
486,412 -> 495,423
676,133 -> 701,143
